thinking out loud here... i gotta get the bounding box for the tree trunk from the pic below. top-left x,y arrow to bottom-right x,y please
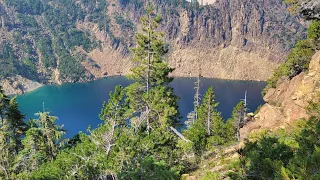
146,13 -> 151,134
207,96 -> 211,135
170,126 -> 190,142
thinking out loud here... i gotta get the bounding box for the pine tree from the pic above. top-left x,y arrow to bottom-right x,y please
15,112 -> 65,174
0,86 -> 9,126
128,5 -> 173,87
33,112 -> 65,161
183,87 -> 223,159
106,5 -> 183,173
231,101 -> 245,141
15,124 -> 47,173
0,88 -> 27,178
95,85 -> 129,156
126,4 -> 179,132
4,97 -> 27,153
99,85 -> 128,125
197,86 -> 220,136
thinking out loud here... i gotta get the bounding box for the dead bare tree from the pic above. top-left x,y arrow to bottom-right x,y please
236,90 -> 247,141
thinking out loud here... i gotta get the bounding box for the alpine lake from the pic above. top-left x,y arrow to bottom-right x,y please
16,77 -> 266,137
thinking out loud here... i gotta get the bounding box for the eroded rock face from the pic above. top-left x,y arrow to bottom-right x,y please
0,0 -> 306,89
240,50 -> 320,140
0,76 -> 43,95
300,0 -> 320,20
85,0 -> 306,81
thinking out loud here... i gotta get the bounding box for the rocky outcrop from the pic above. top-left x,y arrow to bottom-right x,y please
301,0 -> 320,20
240,51 -> 320,140
0,76 -> 43,95
81,0 -> 306,81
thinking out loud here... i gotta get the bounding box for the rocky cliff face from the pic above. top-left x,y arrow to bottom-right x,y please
301,0 -> 320,20
240,50 -> 320,140
1,76 -> 43,95
92,0 -> 306,81
0,0 -> 306,93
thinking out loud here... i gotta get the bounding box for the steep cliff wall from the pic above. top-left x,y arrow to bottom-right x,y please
0,0 -> 306,93
88,0 -> 305,81
240,50 -> 320,140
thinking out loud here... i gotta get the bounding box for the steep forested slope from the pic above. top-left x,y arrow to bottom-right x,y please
0,0 -> 305,88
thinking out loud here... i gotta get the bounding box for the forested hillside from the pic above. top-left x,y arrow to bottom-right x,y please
0,0 -> 305,91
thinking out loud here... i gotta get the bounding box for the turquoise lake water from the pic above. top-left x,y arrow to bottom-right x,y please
16,77 -> 266,137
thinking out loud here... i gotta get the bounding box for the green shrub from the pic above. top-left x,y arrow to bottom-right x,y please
114,15 -> 135,31
307,20 -> 320,42
262,38 -> 316,96
263,20 -> 320,96
201,171 -> 221,180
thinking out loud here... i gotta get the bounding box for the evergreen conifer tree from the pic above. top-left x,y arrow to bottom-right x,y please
4,97 -> 27,153
15,124 -> 47,173
15,112 -> 65,174
197,87 -> 220,136
183,87 -> 224,159
126,4 -> 179,132
0,87 -> 27,178
96,85 -> 129,156
231,101 -> 245,141
33,112 -> 65,161
0,86 -> 9,126
108,4 -> 183,173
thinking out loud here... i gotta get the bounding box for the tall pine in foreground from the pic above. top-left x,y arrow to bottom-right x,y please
118,4 -> 182,176
4,97 -> 27,153
0,87 -> 27,179
15,112 -> 65,176
126,4 -> 179,132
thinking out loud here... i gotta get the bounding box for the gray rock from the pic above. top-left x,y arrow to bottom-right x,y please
300,0 -> 320,20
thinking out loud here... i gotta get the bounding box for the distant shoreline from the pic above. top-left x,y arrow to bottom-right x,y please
1,76 -> 44,96
4,74 -> 266,96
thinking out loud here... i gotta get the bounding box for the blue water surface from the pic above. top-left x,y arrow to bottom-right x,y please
16,77 -> 266,137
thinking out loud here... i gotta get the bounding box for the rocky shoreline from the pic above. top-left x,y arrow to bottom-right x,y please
1,73 -> 266,96
1,76 -> 43,96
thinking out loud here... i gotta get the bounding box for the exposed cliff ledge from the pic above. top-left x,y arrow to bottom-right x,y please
240,50 -> 320,140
